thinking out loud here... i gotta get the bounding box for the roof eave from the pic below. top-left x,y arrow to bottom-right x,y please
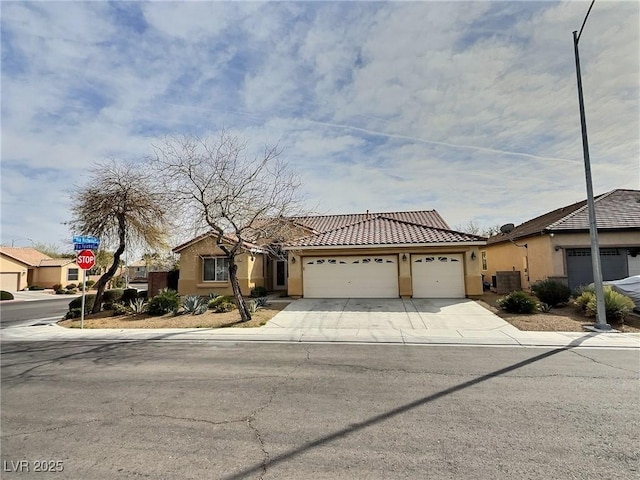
284,241 -> 486,250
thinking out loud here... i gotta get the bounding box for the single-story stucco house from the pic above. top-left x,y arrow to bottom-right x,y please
126,260 -> 148,282
0,247 -> 82,291
172,210 -> 487,299
483,189 -> 640,291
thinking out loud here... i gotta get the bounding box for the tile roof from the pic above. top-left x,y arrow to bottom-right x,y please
488,189 -> 640,245
173,210 -> 453,251
39,258 -> 76,267
287,217 -> 485,248
128,260 -> 147,267
289,210 -> 449,233
0,247 -> 51,267
172,232 -> 266,253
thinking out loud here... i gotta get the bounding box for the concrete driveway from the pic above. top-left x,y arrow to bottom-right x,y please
267,298 -> 516,333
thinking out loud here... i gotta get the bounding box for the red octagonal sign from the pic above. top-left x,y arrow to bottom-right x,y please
76,249 -> 96,270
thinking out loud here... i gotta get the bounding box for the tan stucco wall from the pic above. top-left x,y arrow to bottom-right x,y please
0,255 -> 29,290
286,246 -> 483,298
485,231 -> 640,289
33,264 -> 81,289
177,238 -> 265,296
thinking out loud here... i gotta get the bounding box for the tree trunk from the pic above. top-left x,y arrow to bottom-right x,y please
90,217 -> 126,314
228,259 -> 251,322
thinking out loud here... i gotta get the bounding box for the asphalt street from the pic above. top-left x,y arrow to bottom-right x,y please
1,341 -> 638,479
0,298 -> 72,328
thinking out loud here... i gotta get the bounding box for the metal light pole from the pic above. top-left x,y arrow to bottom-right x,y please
573,0 -> 609,331
11,238 -> 34,247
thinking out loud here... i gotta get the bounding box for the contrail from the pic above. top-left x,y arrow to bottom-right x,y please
311,120 -> 582,165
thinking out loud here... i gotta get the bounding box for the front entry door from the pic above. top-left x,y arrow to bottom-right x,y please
274,260 -> 287,290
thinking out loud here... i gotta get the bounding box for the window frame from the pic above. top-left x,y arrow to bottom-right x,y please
67,268 -> 79,281
202,256 -> 230,282
481,251 -> 487,270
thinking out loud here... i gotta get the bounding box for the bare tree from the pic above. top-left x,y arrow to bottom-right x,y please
68,159 -> 172,313
31,242 -> 75,259
152,131 -> 306,322
455,221 -> 502,238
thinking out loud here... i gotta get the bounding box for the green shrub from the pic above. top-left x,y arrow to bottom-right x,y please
121,288 -> 139,305
250,286 -> 268,298
576,287 -> 635,324
214,301 -> 236,313
208,295 -> 235,309
86,280 -> 95,288
531,279 -> 571,307
497,291 -> 538,314
182,295 -> 208,315
68,294 -> 96,313
247,300 -> 258,314
0,290 -> 14,301
28,285 -> 44,291
65,308 -> 82,319
103,289 -> 124,304
65,283 -> 77,290
147,289 -> 180,316
65,289 -> 77,294
111,303 -> 129,316
138,290 -> 148,300
111,276 -> 126,288
55,289 -> 65,295
52,283 -> 63,291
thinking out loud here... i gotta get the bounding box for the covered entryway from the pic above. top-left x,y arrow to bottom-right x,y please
0,273 -> 20,291
566,248 -> 628,290
303,255 -> 398,298
411,254 -> 464,298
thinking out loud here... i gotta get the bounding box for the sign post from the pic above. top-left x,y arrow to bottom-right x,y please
76,249 -> 96,329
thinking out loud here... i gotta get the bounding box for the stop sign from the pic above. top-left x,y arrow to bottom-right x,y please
76,250 -> 96,270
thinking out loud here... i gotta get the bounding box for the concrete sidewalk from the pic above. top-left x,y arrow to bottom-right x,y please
2,322 -> 638,349
2,297 -> 638,349
3,290 -> 78,302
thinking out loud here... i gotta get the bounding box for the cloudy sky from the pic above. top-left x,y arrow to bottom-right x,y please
1,1 -> 638,252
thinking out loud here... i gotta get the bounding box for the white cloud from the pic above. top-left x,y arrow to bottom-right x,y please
1,1 -> 638,250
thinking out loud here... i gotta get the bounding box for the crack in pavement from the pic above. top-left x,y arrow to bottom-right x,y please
132,412 -> 247,427
241,346 -> 311,479
569,349 -> 639,373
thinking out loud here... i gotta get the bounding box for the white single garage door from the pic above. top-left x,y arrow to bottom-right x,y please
303,255 -> 399,298
0,273 -> 20,291
412,254 -> 464,298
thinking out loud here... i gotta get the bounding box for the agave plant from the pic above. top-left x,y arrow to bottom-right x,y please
182,295 -> 209,315
129,298 -> 147,314
255,297 -> 269,308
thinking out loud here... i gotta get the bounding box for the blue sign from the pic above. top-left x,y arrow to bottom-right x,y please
73,235 -> 100,245
74,243 -> 100,251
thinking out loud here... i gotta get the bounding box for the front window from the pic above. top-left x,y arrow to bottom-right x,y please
203,257 -> 229,282
481,251 -> 487,270
67,268 -> 79,281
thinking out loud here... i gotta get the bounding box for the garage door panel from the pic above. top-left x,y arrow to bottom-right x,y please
566,248 -> 628,291
0,273 -> 20,291
412,254 -> 464,298
303,256 -> 398,298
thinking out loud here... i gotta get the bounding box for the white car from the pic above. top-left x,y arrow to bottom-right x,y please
604,276 -> 640,312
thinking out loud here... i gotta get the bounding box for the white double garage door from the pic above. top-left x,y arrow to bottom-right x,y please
302,254 -> 464,298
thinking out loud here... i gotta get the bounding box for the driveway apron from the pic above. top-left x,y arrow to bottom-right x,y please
266,298 -> 516,333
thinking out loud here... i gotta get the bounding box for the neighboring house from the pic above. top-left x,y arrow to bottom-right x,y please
126,260 -> 148,282
173,210 -> 487,299
172,234 -> 266,298
483,189 -> 640,291
0,247 -> 82,290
